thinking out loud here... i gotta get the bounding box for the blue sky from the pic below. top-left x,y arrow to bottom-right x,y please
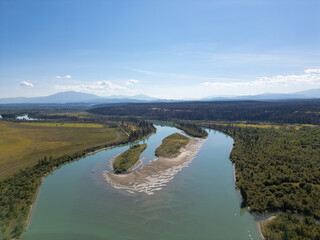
0,0 -> 319,99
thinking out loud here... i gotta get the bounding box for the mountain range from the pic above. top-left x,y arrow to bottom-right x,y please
0,89 -> 319,104
0,92 -> 160,104
202,89 -> 320,101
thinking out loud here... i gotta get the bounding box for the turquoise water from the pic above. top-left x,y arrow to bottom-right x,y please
23,125 -> 260,240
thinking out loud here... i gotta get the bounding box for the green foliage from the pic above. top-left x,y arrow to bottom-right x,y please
155,133 -> 189,158
0,119 -> 155,240
206,123 -> 320,239
265,213 -> 320,240
113,144 -> 147,174
128,120 -> 156,142
89,100 -> 320,124
174,122 -> 208,138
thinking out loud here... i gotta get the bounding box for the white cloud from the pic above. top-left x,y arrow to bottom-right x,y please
20,81 -> 34,87
56,74 -> 72,79
202,68 -> 320,89
304,69 -> 320,74
126,79 -> 139,85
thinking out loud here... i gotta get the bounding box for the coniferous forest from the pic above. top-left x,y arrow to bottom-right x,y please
202,123 -> 320,240
89,100 -> 320,124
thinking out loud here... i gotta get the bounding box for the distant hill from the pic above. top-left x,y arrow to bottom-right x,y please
295,88 -> 320,98
1,88 -> 319,104
0,91 -> 102,104
105,94 -> 159,101
203,88 -> 320,101
0,91 -> 161,104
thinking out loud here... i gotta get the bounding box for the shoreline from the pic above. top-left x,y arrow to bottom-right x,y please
232,163 -> 236,183
22,144 -> 116,236
21,130 -> 157,239
228,133 -> 271,240
257,216 -> 276,239
104,137 -> 205,195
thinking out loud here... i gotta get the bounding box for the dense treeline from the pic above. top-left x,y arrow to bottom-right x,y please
127,120 -> 156,142
89,100 -> 320,124
203,123 -> 320,239
174,122 -> 208,138
0,119 -> 155,240
265,213 -> 320,240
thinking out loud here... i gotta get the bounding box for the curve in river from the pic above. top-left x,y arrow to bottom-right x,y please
23,124 -> 261,240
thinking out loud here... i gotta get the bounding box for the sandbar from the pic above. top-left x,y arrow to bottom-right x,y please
104,138 -> 205,195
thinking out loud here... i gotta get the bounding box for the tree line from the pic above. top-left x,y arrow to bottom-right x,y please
173,122 -> 208,138
203,123 -> 320,239
89,100 -> 320,124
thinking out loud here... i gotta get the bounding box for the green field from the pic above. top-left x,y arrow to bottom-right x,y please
113,144 -> 147,173
0,121 -> 126,179
0,118 -> 155,239
20,122 -> 104,128
155,133 -> 189,158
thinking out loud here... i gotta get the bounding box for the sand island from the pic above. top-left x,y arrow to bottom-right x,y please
104,132 -> 206,195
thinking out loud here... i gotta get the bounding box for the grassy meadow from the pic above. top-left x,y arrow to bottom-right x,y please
155,133 -> 189,158
0,121 -> 126,179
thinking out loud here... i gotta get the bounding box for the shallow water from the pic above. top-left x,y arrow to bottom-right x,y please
23,124 -> 260,240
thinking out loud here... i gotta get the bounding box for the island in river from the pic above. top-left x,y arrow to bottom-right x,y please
113,144 -> 147,173
104,133 -> 205,195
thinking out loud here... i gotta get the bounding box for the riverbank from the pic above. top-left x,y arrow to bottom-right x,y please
11,128 -> 157,240
257,216 -> 276,239
21,144 -> 123,240
104,137 -> 205,195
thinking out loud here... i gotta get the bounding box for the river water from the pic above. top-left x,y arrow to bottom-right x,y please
23,124 -> 260,240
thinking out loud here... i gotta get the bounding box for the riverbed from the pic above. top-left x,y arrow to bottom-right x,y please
23,124 -> 260,240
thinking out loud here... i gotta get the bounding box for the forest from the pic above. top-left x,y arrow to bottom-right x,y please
89,99 -> 320,124
173,122 -> 208,138
202,123 -> 320,239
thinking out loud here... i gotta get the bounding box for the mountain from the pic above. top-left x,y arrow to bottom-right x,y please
0,91 -> 102,104
203,88 -> 320,101
0,91 -> 161,104
235,93 -> 309,100
105,94 -> 159,101
295,89 -> 320,98
1,88 -> 318,104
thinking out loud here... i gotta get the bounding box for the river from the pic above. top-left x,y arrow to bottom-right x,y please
23,124 -> 261,240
